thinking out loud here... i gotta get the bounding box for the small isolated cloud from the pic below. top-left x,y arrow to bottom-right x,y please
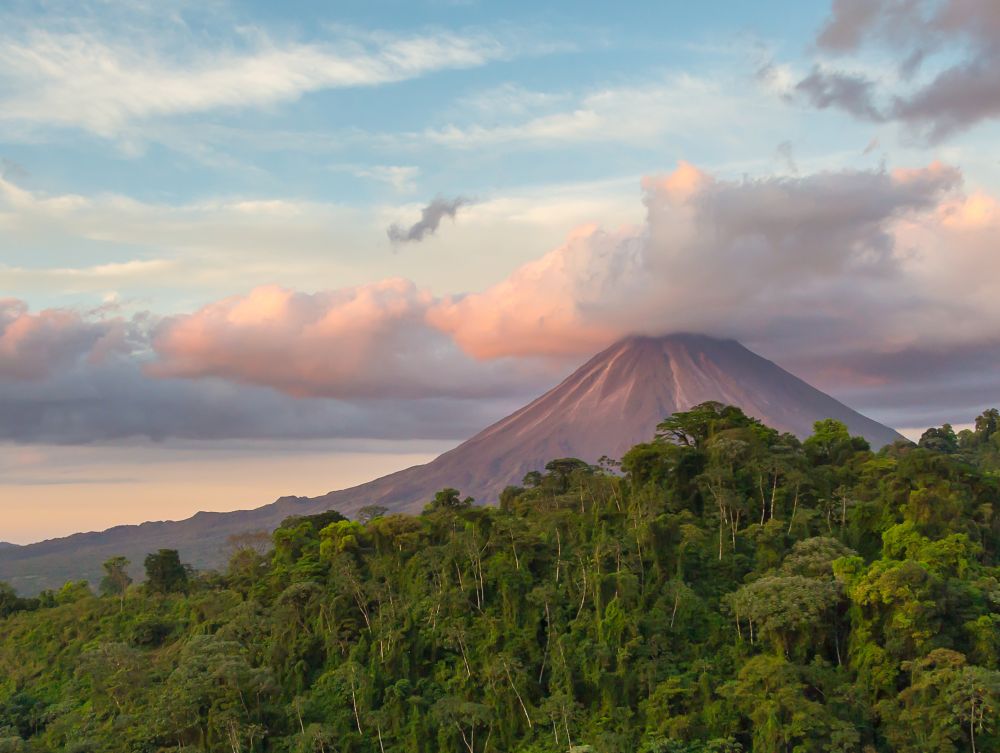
792,0 -> 1000,142
354,165 -> 420,192
387,196 -> 471,243
0,158 -> 27,181
774,141 -> 799,174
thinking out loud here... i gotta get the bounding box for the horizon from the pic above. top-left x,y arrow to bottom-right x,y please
3,0 -> 1000,543
0,330 -> 977,546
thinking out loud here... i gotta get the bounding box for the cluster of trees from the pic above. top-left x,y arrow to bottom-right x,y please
1,402 -> 999,753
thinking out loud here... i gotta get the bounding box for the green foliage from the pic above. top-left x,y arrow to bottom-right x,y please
144,549 -> 190,594
1,402 -> 998,753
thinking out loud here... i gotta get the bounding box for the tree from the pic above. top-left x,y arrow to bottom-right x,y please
75,642 -> 145,717
99,556 -> 132,611
919,424 -> 960,454
656,402 -> 763,448
144,549 -> 189,594
358,505 -> 389,524
804,419 -> 868,465
950,665 -> 1000,753
424,488 -> 473,513
0,582 -> 35,618
973,409 -> 998,442
724,655 -> 841,753
226,532 -> 272,593
724,575 -> 840,658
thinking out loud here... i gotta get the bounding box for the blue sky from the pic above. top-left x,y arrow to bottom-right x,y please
3,0 -> 1000,541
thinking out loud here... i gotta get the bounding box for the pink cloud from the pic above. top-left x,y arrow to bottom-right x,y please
430,161 -> 965,361
138,160 -> 995,411
0,299 -> 121,380
149,279 -> 550,399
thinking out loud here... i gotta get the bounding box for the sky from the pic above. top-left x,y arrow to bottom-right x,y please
3,0 -> 1000,543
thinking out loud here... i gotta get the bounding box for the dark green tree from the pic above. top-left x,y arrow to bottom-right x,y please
144,549 -> 189,594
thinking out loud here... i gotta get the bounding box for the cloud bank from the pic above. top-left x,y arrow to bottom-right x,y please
4,160 -> 1000,442
0,298 -> 526,444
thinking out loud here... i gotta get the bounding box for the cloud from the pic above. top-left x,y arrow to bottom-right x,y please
793,0 -> 1000,142
0,170 -> 645,307
0,26 -> 511,138
6,161 -> 1000,442
353,165 -> 420,192
147,279 -> 560,400
429,161 -> 964,359
0,158 -> 27,181
794,67 -> 884,121
0,299 -> 126,380
417,75 -> 739,150
387,196 -> 471,243
0,357 -> 516,444
0,298 -> 533,444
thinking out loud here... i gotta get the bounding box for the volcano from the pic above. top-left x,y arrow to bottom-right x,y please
0,334 -> 902,592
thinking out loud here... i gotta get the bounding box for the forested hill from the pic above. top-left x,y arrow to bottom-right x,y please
0,333 -> 903,596
2,403 -> 999,753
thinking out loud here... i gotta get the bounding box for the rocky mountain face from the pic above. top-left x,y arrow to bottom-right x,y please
0,334 -> 902,593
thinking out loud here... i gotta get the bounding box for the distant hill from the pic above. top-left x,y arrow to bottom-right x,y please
0,333 -> 902,593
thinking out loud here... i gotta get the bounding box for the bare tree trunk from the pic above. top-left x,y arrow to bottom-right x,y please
350,680 -> 363,734
502,658 -> 533,728
555,529 -> 562,584
770,472 -> 779,520
539,601 -> 552,683
787,486 -> 800,535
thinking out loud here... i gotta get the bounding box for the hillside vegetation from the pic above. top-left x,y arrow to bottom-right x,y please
1,403 -> 999,753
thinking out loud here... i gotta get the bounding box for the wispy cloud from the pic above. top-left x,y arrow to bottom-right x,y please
0,26 -> 512,138
352,165 -> 421,192
412,74 -> 764,150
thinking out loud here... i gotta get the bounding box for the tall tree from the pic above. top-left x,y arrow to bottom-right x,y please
99,556 -> 132,611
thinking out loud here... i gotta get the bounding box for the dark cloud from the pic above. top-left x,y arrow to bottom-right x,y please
778,339 -> 1000,429
892,60 -> 1000,142
815,0 -> 884,51
0,296 -> 548,444
797,0 -> 1000,142
387,196 -> 470,243
0,354 -> 528,444
794,67 -> 884,122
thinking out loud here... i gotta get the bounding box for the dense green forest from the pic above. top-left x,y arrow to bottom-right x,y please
2,403 -> 999,753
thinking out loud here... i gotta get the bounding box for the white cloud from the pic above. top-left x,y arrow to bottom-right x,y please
352,165 -> 421,192
0,171 -> 645,305
0,27 -> 512,138
409,73 -> 780,150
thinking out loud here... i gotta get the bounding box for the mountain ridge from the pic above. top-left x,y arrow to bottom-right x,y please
0,333 -> 903,593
